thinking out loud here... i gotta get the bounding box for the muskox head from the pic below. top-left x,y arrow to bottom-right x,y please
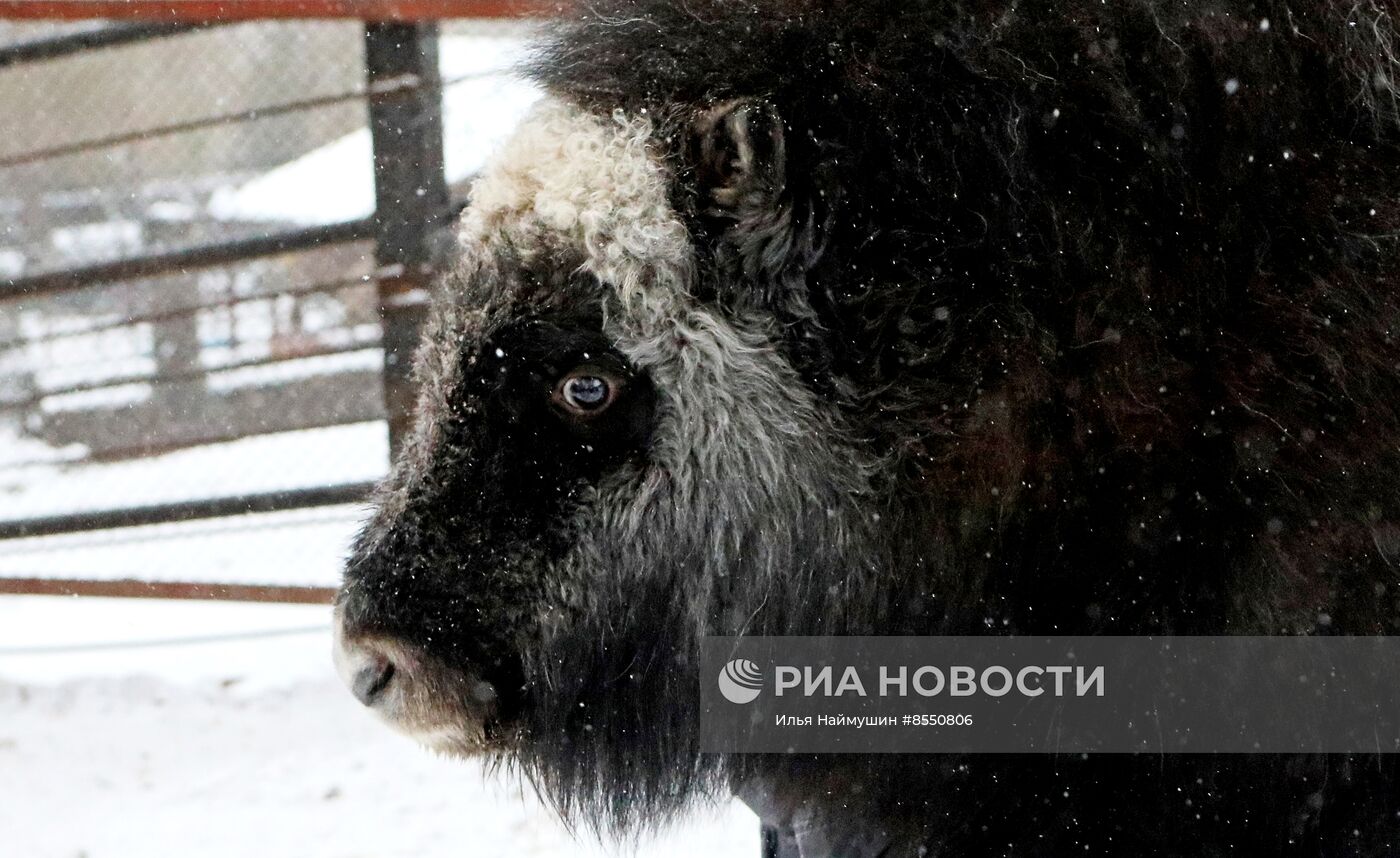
333,0 -> 1400,847
333,89 -> 888,825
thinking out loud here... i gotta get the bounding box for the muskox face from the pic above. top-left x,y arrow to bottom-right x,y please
334,99 -> 879,813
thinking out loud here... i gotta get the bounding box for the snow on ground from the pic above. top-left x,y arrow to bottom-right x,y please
0,419 -> 384,586
0,505 -> 361,586
0,419 -> 86,468
0,420 -> 389,523
0,596 -> 334,689
0,597 -> 761,857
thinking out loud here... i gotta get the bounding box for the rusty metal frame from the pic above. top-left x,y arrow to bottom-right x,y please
0,576 -> 337,603
0,1 -> 557,21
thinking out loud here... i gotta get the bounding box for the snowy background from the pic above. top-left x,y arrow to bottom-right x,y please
0,597 -> 758,858
0,22 -> 758,858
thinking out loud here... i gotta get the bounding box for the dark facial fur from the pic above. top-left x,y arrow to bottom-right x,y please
339,1 -> 1400,854
338,247 -> 657,739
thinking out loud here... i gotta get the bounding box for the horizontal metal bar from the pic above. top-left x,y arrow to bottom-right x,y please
0,65 -> 488,170
0,481 -> 377,540
0,217 -> 375,302
0,21 -> 212,68
0,65 -> 490,170
0,506 -> 363,555
0,1 -> 559,20
0,81 -> 373,170
0,576 -> 337,603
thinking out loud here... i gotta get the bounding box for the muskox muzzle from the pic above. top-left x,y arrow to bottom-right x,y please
332,499 -> 530,758
333,596 -> 509,755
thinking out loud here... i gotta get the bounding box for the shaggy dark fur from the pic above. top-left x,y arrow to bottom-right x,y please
339,1 -> 1400,854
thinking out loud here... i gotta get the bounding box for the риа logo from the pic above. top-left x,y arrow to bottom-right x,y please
718,658 -> 764,704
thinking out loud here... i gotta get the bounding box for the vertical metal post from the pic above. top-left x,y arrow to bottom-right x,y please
364,21 -> 450,457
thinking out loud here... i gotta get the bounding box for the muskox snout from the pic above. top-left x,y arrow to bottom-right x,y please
331,605 -> 507,756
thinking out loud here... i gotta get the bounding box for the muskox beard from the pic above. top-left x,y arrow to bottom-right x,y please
512,401 -> 885,835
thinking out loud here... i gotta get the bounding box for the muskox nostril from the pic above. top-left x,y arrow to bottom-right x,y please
351,656 -> 396,707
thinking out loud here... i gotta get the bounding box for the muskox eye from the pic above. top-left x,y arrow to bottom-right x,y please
553,368 -> 620,416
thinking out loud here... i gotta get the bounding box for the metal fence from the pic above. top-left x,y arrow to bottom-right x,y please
0,4 -> 544,601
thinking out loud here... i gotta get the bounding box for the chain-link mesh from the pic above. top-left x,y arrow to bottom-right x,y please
3,21 -> 366,274
0,18 -> 536,591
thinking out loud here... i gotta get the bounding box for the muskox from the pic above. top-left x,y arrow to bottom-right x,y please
333,1 -> 1400,854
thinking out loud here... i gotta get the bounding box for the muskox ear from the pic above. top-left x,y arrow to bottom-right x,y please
691,98 -> 787,220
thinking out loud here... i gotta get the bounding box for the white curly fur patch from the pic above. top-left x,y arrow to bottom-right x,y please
459,98 -> 694,318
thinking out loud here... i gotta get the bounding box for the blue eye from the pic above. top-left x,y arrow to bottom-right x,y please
565,377 -> 608,408
555,369 -> 619,415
